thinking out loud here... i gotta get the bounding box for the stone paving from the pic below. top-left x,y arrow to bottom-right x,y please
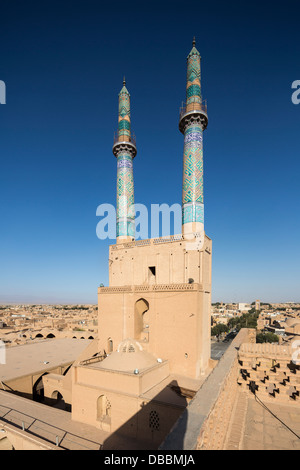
241,395 -> 300,450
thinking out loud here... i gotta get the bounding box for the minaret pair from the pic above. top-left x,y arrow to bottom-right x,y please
113,39 -> 208,244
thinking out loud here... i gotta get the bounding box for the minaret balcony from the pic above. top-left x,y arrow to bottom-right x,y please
113,132 -> 136,147
179,101 -> 208,133
112,132 -> 137,158
112,134 -> 137,158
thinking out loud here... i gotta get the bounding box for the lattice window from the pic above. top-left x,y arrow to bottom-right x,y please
106,398 -> 111,416
97,395 -> 111,419
120,341 -> 137,353
149,410 -> 160,431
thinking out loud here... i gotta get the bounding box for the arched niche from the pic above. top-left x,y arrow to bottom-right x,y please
134,298 -> 150,340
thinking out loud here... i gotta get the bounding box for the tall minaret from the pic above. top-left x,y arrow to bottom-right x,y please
179,38 -> 208,240
112,79 -> 137,243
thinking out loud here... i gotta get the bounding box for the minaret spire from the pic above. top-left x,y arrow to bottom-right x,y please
179,39 -> 208,240
113,79 -> 137,244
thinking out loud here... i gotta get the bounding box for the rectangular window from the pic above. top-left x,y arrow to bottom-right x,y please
148,266 -> 156,284
149,266 -> 156,276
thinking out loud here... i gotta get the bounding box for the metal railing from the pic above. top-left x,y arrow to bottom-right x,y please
179,100 -> 207,120
113,132 -> 136,147
0,404 -> 102,450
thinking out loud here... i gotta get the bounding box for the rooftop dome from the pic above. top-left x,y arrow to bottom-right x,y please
117,339 -> 143,353
285,318 -> 300,327
98,339 -> 160,374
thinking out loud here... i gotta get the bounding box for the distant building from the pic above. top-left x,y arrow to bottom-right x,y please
238,303 -> 251,313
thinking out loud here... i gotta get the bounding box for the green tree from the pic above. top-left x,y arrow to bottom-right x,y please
256,332 -> 279,343
228,310 -> 259,331
211,323 -> 229,337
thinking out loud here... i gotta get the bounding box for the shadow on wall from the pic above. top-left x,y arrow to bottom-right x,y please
102,380 -> 188,450
44,391 -> 71,412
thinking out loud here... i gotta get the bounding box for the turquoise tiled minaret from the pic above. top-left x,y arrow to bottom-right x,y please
113,79 -> 137,243
179,38 -> 208,238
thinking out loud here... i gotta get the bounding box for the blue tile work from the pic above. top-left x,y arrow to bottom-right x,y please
118,84 -> 131,139
115,81 -> 135,239
181,41 -> 205,228
186,45 -> 201,105
182,123 -> 204,224
116,152 -> 135,237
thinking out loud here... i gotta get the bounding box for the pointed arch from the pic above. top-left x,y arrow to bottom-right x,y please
134,298 -> 149,340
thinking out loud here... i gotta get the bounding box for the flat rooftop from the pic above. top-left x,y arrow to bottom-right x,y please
242,395 -> 300,450
0,390 -> 106,450
0,338 -> 92,382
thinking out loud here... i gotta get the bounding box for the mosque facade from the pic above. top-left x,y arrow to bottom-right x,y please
71,40 -> 212,448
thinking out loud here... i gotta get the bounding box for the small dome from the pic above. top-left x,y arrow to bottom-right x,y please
117,339 -> 143,353
98,338 -> 159,373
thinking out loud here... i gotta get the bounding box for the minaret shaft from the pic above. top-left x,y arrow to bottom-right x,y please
116,151 -> 135,241
180,40 -> 207,238
113,80 -> 137,244
182,122 -> 204,234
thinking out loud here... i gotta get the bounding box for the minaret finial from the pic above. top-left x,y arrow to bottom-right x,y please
123,76 -> 126,86
193,36 -> 196,47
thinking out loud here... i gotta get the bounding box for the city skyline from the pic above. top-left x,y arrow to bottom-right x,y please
1,0 -> 300,304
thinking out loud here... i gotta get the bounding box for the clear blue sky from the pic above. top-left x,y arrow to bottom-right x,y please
0,0 -> 299,304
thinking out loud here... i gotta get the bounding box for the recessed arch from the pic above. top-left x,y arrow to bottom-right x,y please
51,391 -> 67,410
134,298 -> 149,340
97,395 -> 111,420
33,372 -> 49,402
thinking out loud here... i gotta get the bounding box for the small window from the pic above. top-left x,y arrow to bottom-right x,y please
148,266 -> 156,284
149,410 -> 160,431
149,266 -> 156,276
